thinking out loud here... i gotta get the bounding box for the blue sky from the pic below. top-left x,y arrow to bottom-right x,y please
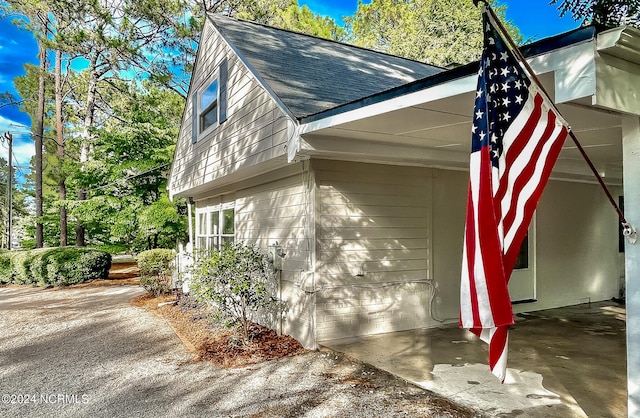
0,1 -> 579,174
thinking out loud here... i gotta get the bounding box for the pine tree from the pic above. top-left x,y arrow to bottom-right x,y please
551,0 -> 640,27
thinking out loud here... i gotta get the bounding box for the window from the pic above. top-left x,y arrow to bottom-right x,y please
199,79 -> 219,133
195,203 -> 235,254
192,58 -> 228,144
514,232 -> 529,270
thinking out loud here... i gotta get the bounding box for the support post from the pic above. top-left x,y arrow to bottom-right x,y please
2,132 -> 12,250
187,197 -> 194,252
623,115 -> 640,417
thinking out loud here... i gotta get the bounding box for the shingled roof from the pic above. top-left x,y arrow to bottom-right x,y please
208,14 -> 444,120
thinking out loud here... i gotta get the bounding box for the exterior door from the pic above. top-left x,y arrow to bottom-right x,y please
508,218 -> 536,302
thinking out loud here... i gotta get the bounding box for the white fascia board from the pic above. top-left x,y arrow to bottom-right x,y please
298,74 -> 477,135
528,41 -> 596,104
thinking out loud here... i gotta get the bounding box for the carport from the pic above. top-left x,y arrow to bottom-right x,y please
322,300 -> 626,417
292,25 -> 640,415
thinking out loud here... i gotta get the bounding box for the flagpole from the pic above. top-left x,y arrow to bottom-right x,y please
476,0 -> 634,236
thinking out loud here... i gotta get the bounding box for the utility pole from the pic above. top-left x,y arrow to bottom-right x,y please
2,132 -> 12,250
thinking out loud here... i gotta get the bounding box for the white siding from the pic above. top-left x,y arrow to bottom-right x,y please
430,169 -> 468,323
313,160 -> 433,341
170,20 -> 290,197
233,163 -> 315,348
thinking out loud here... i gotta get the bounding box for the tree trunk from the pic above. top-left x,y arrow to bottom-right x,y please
76,54 -> 99,247
34,35 -> 46,248
55,49 -> 67,247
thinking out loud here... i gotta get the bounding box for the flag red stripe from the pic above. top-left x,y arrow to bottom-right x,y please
477,147 -> 513,328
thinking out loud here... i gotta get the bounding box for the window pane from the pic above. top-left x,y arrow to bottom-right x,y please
222,236 -> 234,246
197,237 -> 207,251
200,106 -> 218,132
223,209 -> 234,234
208,236 -> 218,250
198,213 -> 206,235
514,233 -> 529,270
210,211 -> 219,236
201,80 -> 218,111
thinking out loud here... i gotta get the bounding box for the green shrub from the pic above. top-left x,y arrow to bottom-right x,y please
190,243 -> 277,343
43,248 -> 111,287
136,249 -> 175,296
0,251 -> 12,284
11,250 -> 37,284
29,248 -> 58,286
0,247 -> 111,287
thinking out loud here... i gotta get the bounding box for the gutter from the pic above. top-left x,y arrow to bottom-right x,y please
597,25 -> 640,64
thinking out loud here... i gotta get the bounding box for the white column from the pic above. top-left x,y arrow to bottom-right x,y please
187,199 -> 194,249
623,115 -> 640,417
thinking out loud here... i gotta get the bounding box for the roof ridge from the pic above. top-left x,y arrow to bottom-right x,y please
207,12 -> 445,71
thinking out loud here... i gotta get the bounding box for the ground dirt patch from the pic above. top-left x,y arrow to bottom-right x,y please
64,261 -> 141,288
131,293 -> 307,368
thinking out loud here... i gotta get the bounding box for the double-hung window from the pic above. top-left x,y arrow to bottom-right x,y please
195,203 -> 235,254
192,58 -> 228,143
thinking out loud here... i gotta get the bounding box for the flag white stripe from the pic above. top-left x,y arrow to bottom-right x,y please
491,330 -> 509,382
460,242 -> 474,325
504,121 -> 564,251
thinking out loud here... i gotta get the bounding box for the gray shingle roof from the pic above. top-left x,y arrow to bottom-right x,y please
209,14 -> 443,120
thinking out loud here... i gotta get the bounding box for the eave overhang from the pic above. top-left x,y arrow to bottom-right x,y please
290,25 -> 635,185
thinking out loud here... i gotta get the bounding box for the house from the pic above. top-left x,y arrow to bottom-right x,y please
168,14 -> 640,356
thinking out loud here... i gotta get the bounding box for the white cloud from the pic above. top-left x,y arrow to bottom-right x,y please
12,139 -> 34,168
0,114 -> 27,132
0,115 -> 33,177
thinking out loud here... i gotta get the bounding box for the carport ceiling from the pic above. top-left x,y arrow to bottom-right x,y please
302,92 -> 623,181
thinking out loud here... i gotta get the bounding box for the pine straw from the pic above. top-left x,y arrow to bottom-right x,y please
69,277 -> 141,288
131,293 -> 307,368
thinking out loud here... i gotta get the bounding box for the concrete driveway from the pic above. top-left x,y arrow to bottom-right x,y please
323,301 -> 627,417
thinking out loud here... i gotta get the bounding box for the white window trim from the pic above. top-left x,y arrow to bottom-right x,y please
195,201 -> 235,255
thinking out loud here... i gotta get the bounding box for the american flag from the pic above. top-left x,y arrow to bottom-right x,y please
460,6 -> 569,382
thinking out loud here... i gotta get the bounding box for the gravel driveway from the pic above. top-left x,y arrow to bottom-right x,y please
0,285 -> 476,417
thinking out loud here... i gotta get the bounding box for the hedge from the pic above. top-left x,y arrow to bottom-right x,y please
136,249 -> 175,296
0,251 -> 12,284
0,247 -> 112,287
